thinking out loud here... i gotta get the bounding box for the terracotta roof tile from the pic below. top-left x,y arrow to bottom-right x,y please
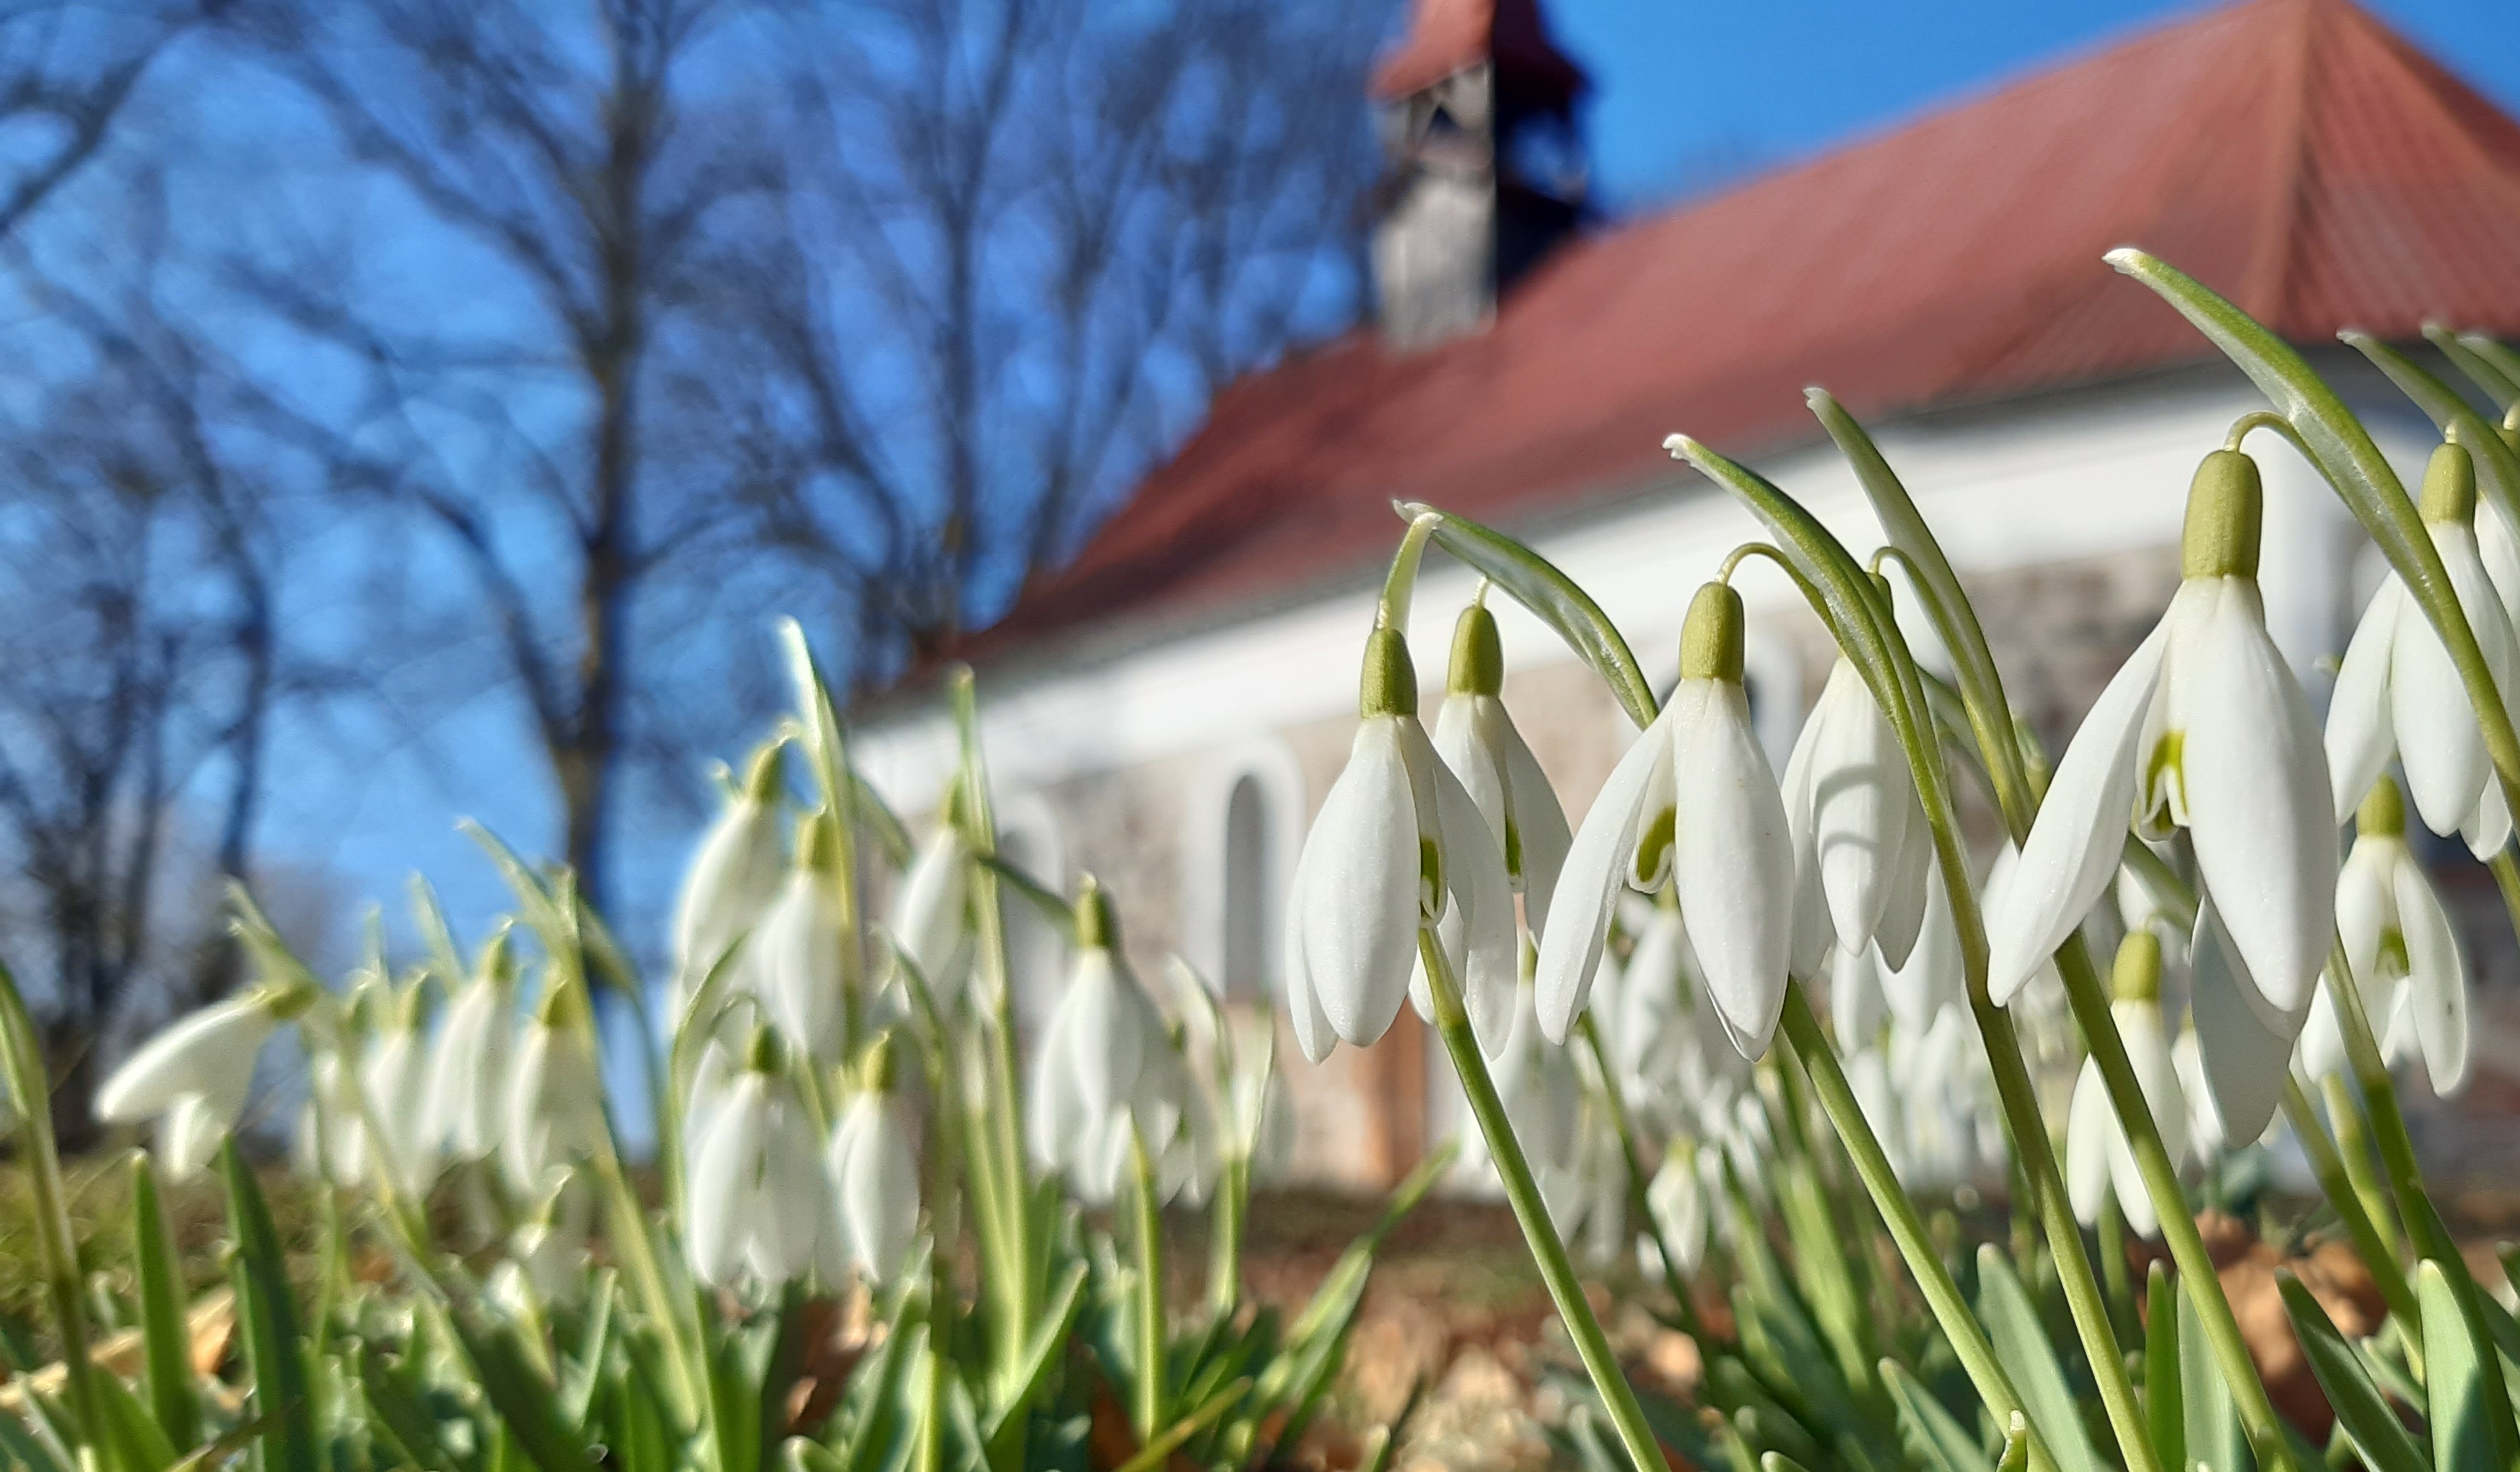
955,0 -> 2520,669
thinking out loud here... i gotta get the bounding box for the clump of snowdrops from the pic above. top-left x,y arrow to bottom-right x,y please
0,627 -> 1438,1472
9,250 -> 2520,1472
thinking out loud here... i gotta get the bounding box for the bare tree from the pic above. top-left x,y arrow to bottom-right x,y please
230,0 -> 769,915
710,0 -> 1385,685
0,1 -> 206,240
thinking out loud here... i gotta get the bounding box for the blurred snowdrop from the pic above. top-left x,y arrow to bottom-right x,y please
502,991 -> 607,1197
1544,1103 -> 1627,1271
1782,651 -> 1932,976
686,1032 -> 836,1291
1466,965 -> 1581,1178
2171,1029 -> 2228,1160
422,925 -> 517,1160
2327,444 -> 2519,857
1538,582 -> 1794,1056
756,812 -> 851,1065
2299,777 -> 2471,1095
495,1173 -> 594,1309
891,804 -> 975,1010
293,1049 -> 366,1188
670,740 -> 789,1013
1830,943 -> 1890,1048
1990,450 -> 2335,1022
1287,618 -> 1513,1062
360,986 -> 440,1197
1637,1139 -> 1709,1279
98,982 -> 311,1180
1029,881 -> 1176,1201
1431,597 -> 1572,936
825,1050 -> 922,1287
2065,932 -> 2188,1237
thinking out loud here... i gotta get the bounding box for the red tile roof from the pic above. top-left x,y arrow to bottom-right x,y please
961,0 -> 2520,669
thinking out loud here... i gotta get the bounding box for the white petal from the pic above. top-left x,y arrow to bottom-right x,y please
761,870 -> 846,1064
1807,660 -> 1909,953
1781,705 -> 1834,978
1414,721 -> 1519,1051
1297,719 -> 1423,1048
1830,944 -> 1888,1045
2179,580 -> 2337,1015
1279,831 -> 1336,1064
2390,854 -> 2470,1096
2172,1030 -> 2228,1160
836,1097 -> 922,1282
1871,789 -> 1934,971
1669,679 -> 1795,1059
673,795 -> 787,1004
1432,695 -> 1510,867
1884,864 -> 1962,1033
889,828 -> 971,1007
97,998 -> 275,1125
1535,711 -> 1675,1042
1987,621 -> 2170,1002
1062,950 -> 1137,1122
2325,581 -> 2402,824
2389,579 -> 2493,839
1500,718 -> 1573,937
2189,896 -> 2300,1144
2065,1061 -> 2113,1227
686,1078 -> 767,1287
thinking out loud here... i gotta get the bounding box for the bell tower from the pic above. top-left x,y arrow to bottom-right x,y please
1369,0 -> 1588,351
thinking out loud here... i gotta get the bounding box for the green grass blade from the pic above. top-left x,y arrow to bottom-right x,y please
2420,1261 -> 2493,1472
127,1153 -> 199,1449
1884,1359 -> 1993,1472
2278,1272 -> 2425,1472
2143,1263 -> 2183,1472
1976,1246 -> 2103,1472
221,1137 -> 318,1472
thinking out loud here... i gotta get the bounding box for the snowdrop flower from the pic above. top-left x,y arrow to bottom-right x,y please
1029,882 -> 1174,1200
1431,597 -> 1573,935
2328,444 -> 2519,857
1466,964 -> 1582,1177
1990,450 -> 2335,1020
1285,621 -> 1514,1062
2171,1029 -> 2227,1161
889,806 -> 974,1009
98,983 -> 311,1179
1228,1047 -> 1297,1182
1883,864 -> 1964,1034
756,813 -> 850,1065
1830,943 -> 1890,1048
2065,932 -> 2188,1237
686,1032 -> 837,1290
360,987 -> 440,1197
825,1052 -> 921,1287
421,926 -> 517,1160
502,994 -> 607,1196
1537,582 -> 1794,1056
292,1049 -> 366,1187
1544,1104 -> 1627,1270
2184,891 -> 2300,1148
670,740 -> 789,1012
2330,777 -> 2469,1095
496,1174 -> 594,1307
1638,1139 -> 1708,1279
1782,650 -> 1932,973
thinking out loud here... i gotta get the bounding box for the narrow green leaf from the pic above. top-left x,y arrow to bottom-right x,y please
439,1287 -> 597,1472
976,854 -> 1075,941
2424,325 -> 2520,411
1764,1451 -> 1820,1472
2179,1276 -> 2247,1472
559,1268 -> 616,1431
1976,1246 -> 2103,1472
127,1153 -> 199,1450
1884,1359 -> 1993,1472
0,1406 -> 73,1472
353,1341 -> 459,1472
2278,1272 -> 2425,1472
91,1358 -> 180,1472
2344,334 -> 2520,561
222,1137 -> 319,1472
986,1258 -> 1088,1437
2143,1263 -> 2183,1472
1398,501 -> 1659,729
1111,1376 -> 1251,1472
2420,1261 -> 2492,1472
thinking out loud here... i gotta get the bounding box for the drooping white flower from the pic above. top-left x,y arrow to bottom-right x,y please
2311,777 -> 2471,1096
2065,933 -> 2189,1238
889,815 -> 974,1010
1637,1139 -> 1709,1279
826,1079 -> 921,1287
1611,898 -> 1736,1128
501,998 -> 607,1197
98,985 -> 305,1179
1989,450 -> 2335,1021
686,1040 -> 838,1290
1782,654 -> 1933,971
1285,623 -> 1515,1062
292,1049 -> 366,1187
1537,582 -> 1795,1056
1029,884 -> 1175,1201
1431,598 -> 1573,937
421,926 -> 517,1160
670,740 -> 789,1013
2185,892 -> 2301,1147
1830,942 -> 1889,1048
494,1173 -> 594,1308
756,813 -> 851,1066
2327,443 -> 2519,857
359,989 -> 440,1197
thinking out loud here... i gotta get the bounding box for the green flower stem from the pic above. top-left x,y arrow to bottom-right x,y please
0,961 -> 108,1457
1129,1129 -> 1168,1441
2098,1196 -> 2138,1348
2490,851 -> 2520,967
1776,988 -> 2060,1472
2318,938 -> 2450,1266
2281,1077 -> 2419,1339
2319,1072 -> 2402,1266
1417,931 -> 1666,1472
1572,1013 -> 1708,1341
1208,1155 -> 1248,1319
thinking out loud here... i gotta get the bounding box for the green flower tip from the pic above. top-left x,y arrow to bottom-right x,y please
1679,581 -> 1745,683
2180,449 -> 2262,579
2357,775 -> 2406,839
1074,874 -> 1121,951
258,979 -> 320,1021
742,739 -> 789,805
1360,626 -> 1419,717
1448,601 -> 1504,696
2111,929 -> 2163,1004
859,1031 -> 898,1094
2419,442 -> 2477,526
795,809 -> 836,872
745,1020 -> 785,1074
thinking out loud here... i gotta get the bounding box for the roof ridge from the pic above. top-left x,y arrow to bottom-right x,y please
2240,0 -> 2325,328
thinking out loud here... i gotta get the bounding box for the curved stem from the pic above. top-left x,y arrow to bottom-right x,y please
2282,1076 -> 2418,1336
2223,410 -> 2316,463
0,963 -> 106,1452
1128,1129 -> 1167,1440
1778,989 -> 2059,1472
2319,1072 -> 2402,1265
1419,932 -> 1665,1472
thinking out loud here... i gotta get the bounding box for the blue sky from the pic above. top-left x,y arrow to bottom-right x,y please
1551,0 -> 2520,213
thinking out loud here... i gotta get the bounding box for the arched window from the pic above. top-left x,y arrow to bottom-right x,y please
1220,776 -> 1274,1002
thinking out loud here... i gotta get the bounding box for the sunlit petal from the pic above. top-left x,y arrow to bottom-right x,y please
1535,711 -> 1674,1042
